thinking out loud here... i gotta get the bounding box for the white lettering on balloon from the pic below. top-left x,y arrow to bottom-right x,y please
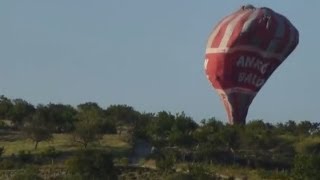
236,56 -> 269,74
236,55 -> 269,88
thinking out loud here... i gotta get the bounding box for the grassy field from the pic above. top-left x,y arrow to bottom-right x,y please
1,129 -> 320,179
0,131 -> 131,157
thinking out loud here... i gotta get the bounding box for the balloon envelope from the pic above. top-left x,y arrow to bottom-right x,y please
205,5 -> 299,124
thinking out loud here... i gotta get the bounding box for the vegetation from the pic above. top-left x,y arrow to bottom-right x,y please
0,95 -> 319,179
65,149 -> 117,180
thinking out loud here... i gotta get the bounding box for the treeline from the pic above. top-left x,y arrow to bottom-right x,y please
1,95 -> 320,179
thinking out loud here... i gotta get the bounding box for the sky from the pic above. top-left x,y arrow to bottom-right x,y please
0,1 -> 318,123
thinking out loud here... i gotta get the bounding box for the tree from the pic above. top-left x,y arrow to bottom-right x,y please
296,121 -> 313,136
71,104 -> 105,148
167,112 -> 197,148
8,99 -> 35,129
23,107 -> 53,150
174,112 -> 198,135
147,111 -> 175,147
105,104 -> 140,125
46,103 -> 77,133
132,112 -> 154,139
0,95 -> 13,119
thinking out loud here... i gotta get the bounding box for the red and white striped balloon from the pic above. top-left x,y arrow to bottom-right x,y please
205,5 -> 299,124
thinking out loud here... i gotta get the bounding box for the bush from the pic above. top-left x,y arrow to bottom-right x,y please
0,159 -> 18,169
258,169 -> 290,180
0,146 -> 4,158
11,166 -> 43,180
165,173 -> 194,180
40,146 -> 60,163
188,163 -> 213,179
63,173 -> 83,180
0,120 -> 9,129
17,150 -> 33,163
65,149 -> 117,180
165,172 -> 216,180
292,154 -> 320,180
115,157 -> 129,166
156,151 -> 176,173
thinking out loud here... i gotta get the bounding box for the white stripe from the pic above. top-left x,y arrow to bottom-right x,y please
216,88 -> 257,95
219,11 -> 251,48
206,13 -> 239,48
217,90 -> 234,123
241,9 -> 260,33
206,46 -> 284,60
204,58 -> 209,70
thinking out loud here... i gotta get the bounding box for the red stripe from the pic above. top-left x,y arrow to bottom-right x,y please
226,11 -> 252,48
210,11 -> 244,48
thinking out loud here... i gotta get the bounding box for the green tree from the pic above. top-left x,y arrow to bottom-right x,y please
0,95 -> 13,119
8,99 -> 35,129
46,103 -> 77,133
132,112 -> 154,139
78,102 -> 116,134
296,120 -> 313,136
147,111 -> 175,147
105,104 -> 140,125
167,112 -> 197,148
72,104 -> 105,148
23,107 -> 53,150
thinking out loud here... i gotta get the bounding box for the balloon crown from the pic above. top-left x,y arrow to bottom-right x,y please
241,4 -> 256,10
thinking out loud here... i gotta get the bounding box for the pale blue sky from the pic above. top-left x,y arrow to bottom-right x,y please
0,1 -> 318,123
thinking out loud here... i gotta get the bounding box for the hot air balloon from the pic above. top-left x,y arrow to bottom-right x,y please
204,5 -> 299,124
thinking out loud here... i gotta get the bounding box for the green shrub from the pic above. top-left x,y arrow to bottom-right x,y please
165,172 -> 216,180
0,120 -> 9,129
17,150 -> 33,163
165,173 -> 194,180
0,146 -> 4,158
0,159 -> 17,169
188,163 -> 214,179
156,152 -> 175,173
257,169 -> 290,180
65,149 -> 117,180
40,146 -> 60,164
11,166 -> 43,180
115,157 -> 129,166
292,154 -> 320,180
